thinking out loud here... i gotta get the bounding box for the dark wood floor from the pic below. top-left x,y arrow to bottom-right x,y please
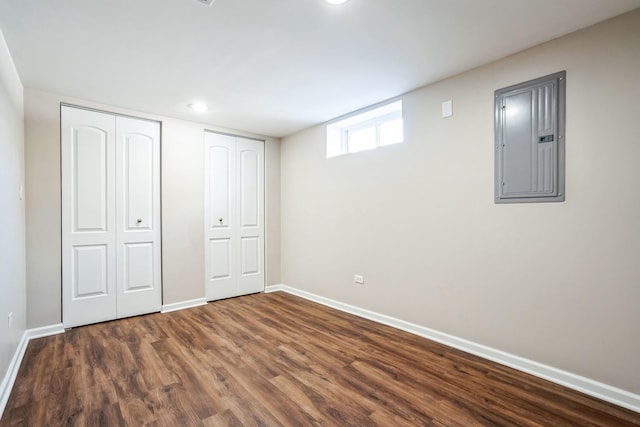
1,292 -> 639,426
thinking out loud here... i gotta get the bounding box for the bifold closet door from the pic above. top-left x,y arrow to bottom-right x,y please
62,106 -> 161,328
204,132 -> 265,301
62,108 -> 117,327
115,116 -> 162,319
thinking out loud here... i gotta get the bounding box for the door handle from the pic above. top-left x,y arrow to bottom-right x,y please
136,218 -> 143,225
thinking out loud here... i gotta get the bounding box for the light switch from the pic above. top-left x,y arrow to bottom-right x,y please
19,183 -> 24,200
442,100 -> 452,118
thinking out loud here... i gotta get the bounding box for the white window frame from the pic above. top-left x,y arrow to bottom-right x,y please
327,100 -> 403,158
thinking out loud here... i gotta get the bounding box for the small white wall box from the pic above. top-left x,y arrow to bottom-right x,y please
442,100 -> 452,118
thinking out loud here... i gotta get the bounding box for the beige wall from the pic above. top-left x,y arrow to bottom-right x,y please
281,10 -> 640,394
0,29 -> 26,384
25,89 -> 281,327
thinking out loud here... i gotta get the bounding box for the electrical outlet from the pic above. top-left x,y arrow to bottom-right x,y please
354,275 -> 364,284
8,312 -> 13,329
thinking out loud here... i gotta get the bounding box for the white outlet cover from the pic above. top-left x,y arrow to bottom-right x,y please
442,100 -> 453,118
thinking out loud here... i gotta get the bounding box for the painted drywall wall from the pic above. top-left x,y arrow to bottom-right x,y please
0,29 -> 26,386
24,89 -> 281,328
266,138 -> 282,283
281,10 -> 640,394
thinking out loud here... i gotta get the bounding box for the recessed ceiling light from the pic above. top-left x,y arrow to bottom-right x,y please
188,102 -> 209,112
194,0 -> 215,6
325,0 -> 349,4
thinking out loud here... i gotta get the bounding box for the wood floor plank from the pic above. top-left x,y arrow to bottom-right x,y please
202,409 -> 245,427
1,291 -> 639,426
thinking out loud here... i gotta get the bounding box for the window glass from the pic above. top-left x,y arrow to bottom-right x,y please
348,127 -> 376,153
379,118 -> 403,146
326,100 -> 403,158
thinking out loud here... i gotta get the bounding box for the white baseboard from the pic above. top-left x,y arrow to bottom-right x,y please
161,298 -> 207,314
0,323 -> 65,418
0,331 -> 28,419
265,284 -> 640,413
25,323 -> 65,340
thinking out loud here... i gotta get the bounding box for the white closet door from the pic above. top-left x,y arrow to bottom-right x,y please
115,116 -> 162,318
236,137 -> 265,295
62,107 -> 117,327
205,133 -> 237,300
204,132 -> 264,301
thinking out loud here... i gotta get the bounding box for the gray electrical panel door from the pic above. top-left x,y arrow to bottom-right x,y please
495,71 -> 565,203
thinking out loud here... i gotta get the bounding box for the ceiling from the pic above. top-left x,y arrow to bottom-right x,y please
1,1 -> 638,138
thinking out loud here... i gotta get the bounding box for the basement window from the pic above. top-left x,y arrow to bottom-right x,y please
327,100 -> 403,158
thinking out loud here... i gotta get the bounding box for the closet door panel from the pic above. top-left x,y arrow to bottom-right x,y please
209,238 -> 232,280
239,150 -> 259,227
123,242 -> 154,291
115,116 -> 162,318
209,145 -> 232,228
62,107 -> 117,328
236,137 -> 264,296
124,132 -> 154,230
73,128 -> 108,231
240,237 -> 260,275
205,133 -> 237,301
73,245 -> 109,297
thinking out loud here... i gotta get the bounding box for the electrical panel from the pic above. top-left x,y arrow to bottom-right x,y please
495,71 -> 566,203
